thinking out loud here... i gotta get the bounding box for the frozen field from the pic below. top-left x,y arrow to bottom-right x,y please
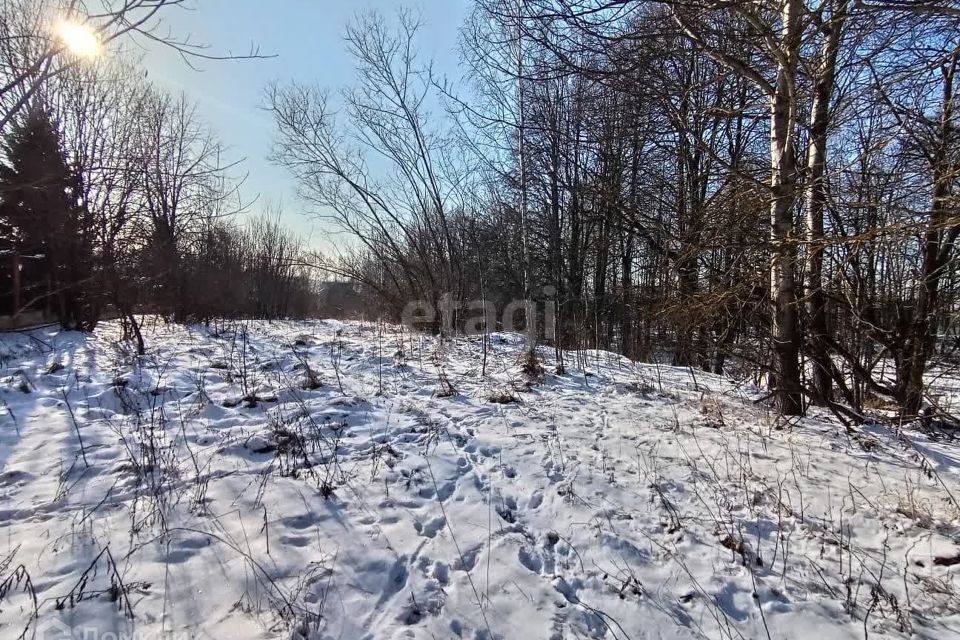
0,319 -> 958,639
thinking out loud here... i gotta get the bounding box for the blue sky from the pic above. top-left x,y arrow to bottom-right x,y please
137,0 -> 470,246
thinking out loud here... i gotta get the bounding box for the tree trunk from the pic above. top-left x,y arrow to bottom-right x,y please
515,0 -> 534,348
770,0 -> 804,416
805,0 -> 848,404
898,54 -> 958,415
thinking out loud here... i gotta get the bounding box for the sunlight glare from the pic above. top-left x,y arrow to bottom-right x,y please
56,22 -> 100,59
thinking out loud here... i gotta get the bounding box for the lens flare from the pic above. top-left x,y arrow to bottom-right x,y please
56,22 -> 100,58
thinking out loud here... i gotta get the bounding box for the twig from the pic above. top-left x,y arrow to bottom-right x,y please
61,388 -> 88,467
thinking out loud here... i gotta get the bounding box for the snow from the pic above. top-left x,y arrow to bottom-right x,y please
0,319 -> 958,639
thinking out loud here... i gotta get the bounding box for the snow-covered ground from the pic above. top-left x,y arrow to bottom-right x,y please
0,319 -> 958,640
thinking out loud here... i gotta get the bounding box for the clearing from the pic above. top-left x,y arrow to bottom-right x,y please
0,320 -> 957,639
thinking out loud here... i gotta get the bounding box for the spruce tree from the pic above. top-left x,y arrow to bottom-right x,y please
0,106 -> 95,329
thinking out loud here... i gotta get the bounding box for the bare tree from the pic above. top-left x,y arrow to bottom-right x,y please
0,0 -> 270,132
140,90 -> 243,320
269,10 -> 466,327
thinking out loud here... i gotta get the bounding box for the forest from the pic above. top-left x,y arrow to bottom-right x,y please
0,1 -> 318,348
269,0 -> 960,422
3,1 -> 960,421
1,3 -> 960,638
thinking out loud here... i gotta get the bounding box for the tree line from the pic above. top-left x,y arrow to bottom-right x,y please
2,1 -> 957,420
0,1 -> 317,351
268,1 -> 960,420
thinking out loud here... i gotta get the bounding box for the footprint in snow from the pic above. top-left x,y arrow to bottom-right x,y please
281,512 -> 328,530
542,460 -> 564,483
518,545 -> 543,573
453,544 -> 482,571
472,470 -> 489,492
518,533 -> 564,576
0,469 -> 34,487
415,556 -> 451,586
436,480 -> 457,501
414,515 -> 446,538
432,561 -> 450,585
163,549 -> 196,564
278,534 -> 312,548
496,496 -> 517,523
162,535 -> 211,565
371,555 -> 409,603
528,490 -> 544,509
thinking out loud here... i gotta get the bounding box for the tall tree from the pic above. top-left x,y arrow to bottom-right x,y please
0,105 -> 94,328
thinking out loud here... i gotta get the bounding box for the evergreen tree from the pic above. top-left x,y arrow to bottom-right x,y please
0,105 -> 95,329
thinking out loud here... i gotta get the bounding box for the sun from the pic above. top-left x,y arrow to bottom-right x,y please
55,22 -> 100,59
